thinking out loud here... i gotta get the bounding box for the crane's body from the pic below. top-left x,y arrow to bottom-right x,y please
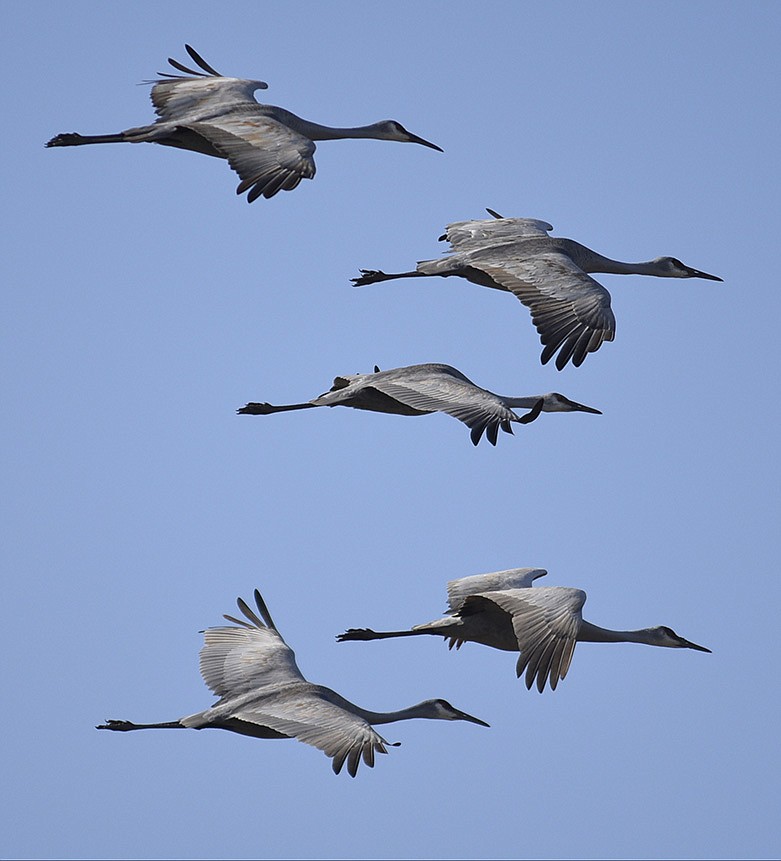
238,362 -> 600,446
338,567 -> 711,692
46,45 -> 442,202
98,588 -> 487,776
353,211 -> 722,369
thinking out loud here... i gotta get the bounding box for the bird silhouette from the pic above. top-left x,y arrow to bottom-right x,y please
46,45 -> 442,201
353,210 -> 722,369
98,588 -> 488,776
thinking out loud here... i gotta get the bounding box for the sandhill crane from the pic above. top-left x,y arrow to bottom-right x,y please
337,567 -> 711,692
97,588 -> 488,776
353,210 -> 722,369
46,45 -> 442,202
237,362 -> 601,446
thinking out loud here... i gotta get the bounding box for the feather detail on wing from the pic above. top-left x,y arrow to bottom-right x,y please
478,255 -> 616,369
441,217 -> 554,250
149,77 -> 269,123
446,568 -> 548,613
469,587 -> 586,691
199,592 -> 305,699
199,625 -> 306,698
185,117 -> 316,200
372,374 -> 518,446
227,692 -> 392,776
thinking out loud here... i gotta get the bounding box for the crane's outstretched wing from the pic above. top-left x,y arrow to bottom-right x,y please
446,568 -> 548,613
474,253 -> 616,369
462,587 -> 586,691
441,217 -> 554,251
148,45 -> 268,122
182,117 -> 316,201
195,589 -> 392,776
369,366 -> 522,446
225,688 -> 393,777
199,590 -> 306,698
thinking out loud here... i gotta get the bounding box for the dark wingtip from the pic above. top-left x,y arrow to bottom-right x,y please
184,44 -> 223,77
486,208 -> 504,219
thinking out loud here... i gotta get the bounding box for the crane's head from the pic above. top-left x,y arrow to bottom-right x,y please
420,699 -> 490,726
372,120 -> 444,151
540,393 -> 603,414
651,257 -> 723,281
649,625 -> 712,652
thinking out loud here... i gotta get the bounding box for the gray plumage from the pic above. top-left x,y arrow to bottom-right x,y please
97,588 -> 488,776
237,362 -> 601,446
46,45 -> 442,202
353,210 -> 722,369
338,567 -> 711,692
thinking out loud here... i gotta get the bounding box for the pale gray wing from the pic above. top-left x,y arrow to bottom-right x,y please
443,217 -> 554,252
227,688 -> 392,777
476,253 -> 615,370
149,76 -> 269,122
185,116 -> 316,201
199,616 -> 306,699
372,373 -> 519,446
468,587 -> 586,691
446,568 -> 548,613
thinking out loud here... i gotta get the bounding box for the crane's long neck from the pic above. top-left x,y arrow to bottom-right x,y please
351,701 -> 441,726
264,106 -> 387,141
499,396 -> 545,409
582,252 -> 664,276
304,122 -> 389,141
578,621 -> 656,645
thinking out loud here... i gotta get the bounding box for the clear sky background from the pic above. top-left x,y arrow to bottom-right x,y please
3,2 -> 779,859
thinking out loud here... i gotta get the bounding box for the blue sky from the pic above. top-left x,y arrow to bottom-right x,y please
3,2 -> 779,859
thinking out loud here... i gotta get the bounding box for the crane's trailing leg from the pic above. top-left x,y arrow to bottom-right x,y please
352,269 -> 428,287
337,628 -> 423,642
46,132 -> 128,147
237,402 -> 316,415
97,719 -> 185,731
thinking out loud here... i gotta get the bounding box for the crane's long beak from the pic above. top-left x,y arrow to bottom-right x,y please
404,131 -> 444,152
563,396 -> 602,415
455,708 -> 490,727
687,267 -> 723,282
681,638 -> 712,653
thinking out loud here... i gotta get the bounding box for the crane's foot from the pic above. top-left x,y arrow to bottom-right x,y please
336,628 -> 378,642
351,269 -> 388,287
96,719 -> 136,731
237,402 -> 275,415
45,133 -> 86,148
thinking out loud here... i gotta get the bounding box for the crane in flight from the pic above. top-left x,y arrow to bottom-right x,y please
237,362 -> 601,446
338,567 -> 711,692
353,210 -> 722,369
97,588 -> 488,776
46,45 -> 442,202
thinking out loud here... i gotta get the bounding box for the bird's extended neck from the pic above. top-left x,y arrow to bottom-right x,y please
578,621 -> 656,645
305,122 -> 390,142
501,396 -> 545,409
582,252 -> 667,277
357,701 -> 441,725
265,106 -> 388,141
